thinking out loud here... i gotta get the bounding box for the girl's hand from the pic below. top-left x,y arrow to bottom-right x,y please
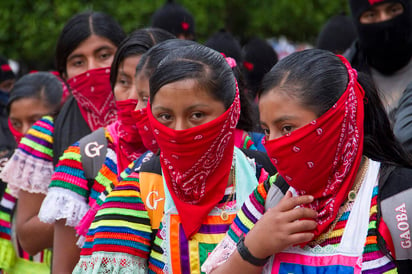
244,191 -> 318,259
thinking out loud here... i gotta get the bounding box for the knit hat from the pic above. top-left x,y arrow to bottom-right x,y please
151,0 -> 195,39
243,37 -> 278,96
349,0 -> 408,20
0,56 -> 15,83
204,30 -> 243,63
316,14 -> 357,54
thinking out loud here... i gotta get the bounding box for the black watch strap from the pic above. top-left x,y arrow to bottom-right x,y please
236,234 -> 269,266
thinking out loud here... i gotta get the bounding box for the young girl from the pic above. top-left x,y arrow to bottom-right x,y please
38,28 -> 174,273
202,49 -> 412,273
0,72 -> 63,273
73,42 -> 275,273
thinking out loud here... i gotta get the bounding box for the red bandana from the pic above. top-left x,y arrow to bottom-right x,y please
107,99 -> 146,173
8,119 -> 24,144
263,56 -> 365,238
131,107 -> 159,153
147,87 -> 240,239
67,67 -> 117,131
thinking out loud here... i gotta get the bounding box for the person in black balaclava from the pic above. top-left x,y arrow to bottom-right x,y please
346,0 -> 412,114
316,13 -> 357,54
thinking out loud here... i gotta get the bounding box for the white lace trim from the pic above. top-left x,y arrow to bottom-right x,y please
0,149 -> 53,198
38,188 -> 89,227
73,252 -> 147,274
201,235 -> 237,274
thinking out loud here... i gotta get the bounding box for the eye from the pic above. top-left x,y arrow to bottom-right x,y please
11,120 -> 22,130
99,51 -> 113,60
117,77 -> 129,87
190,112 -> 204,120
390,3 -> 403,15
261,126 -> 270,137
158,113 -> 172,122
281,125 -> 293,135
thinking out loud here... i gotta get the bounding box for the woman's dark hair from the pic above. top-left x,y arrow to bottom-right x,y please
110,28 -> 175,89
260,49 -> 412,167
230,61 -> 259,132
55,11 -> 126,77
150,43 -> 236,109
204,29 -> 243,63
136,39 -> 195,79
7,72 -> 63,116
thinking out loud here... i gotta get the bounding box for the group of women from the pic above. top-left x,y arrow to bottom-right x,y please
0,7 -> 411,274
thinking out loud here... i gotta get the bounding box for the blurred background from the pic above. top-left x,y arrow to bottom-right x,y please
0,0 -> 349,74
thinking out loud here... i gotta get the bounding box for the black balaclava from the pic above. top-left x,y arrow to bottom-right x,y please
316,14 -> 357,54
349,0 -> 412,75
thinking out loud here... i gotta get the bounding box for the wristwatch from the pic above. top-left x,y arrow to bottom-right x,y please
236,234 -> 270,266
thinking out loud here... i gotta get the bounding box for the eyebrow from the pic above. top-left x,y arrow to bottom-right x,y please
273,115 -> 297,124
67,46 -> 114,61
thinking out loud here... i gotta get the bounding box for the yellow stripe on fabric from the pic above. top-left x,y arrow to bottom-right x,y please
112,190 -> 141,198
30,129 -> 53,143
191,233 -> 226,245
328,228 -> 344,239
189,239 -> 200,273
21,138 -> 52,154
237,210 -> 255,230
369,205 -> 377,216
150,249 -> 163,262
0,211 -> 10,221
90,220 -> 151,233
97,208 -> 148,219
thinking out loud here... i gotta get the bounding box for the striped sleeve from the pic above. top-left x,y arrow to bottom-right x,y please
228,178 -> 272,242
38,142 -> 90,227
0,116 -> 54,197
74,171 -> 151,273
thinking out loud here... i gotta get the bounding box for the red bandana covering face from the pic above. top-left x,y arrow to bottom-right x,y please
147,86 -> 240,239
107,99 -> 146,173
131,107 -> 159,153
67,67 -> 117,131
263,56 -> 365,238
8,119 -> 24,144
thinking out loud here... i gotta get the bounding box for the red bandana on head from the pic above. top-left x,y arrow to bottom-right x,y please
67,67 -> 117,131
263,55 -> 365,239
147,85 -> 240,239
107,99 -> 146,173
131,107 -> 159,153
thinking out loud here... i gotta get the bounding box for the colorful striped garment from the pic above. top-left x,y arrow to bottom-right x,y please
0,116 -> 54,198
203,175 -> 398,273
0,116 -> 55,273
39,128 -> 125,228
74,148 -> 264,273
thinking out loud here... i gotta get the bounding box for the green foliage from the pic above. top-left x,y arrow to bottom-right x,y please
0,0 -> 349,72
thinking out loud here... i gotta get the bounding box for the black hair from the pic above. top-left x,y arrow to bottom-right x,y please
7,72 -> 63,116
230,60 -> 259,132
55,11 -> 126,77
110,28 -> 175,89
260,49 -> 412,168
136,39 -> 196,79
204,30 -> 243,63
149,43 -> 236,109
151,0 -> 195,39
243,37 -> 278,99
